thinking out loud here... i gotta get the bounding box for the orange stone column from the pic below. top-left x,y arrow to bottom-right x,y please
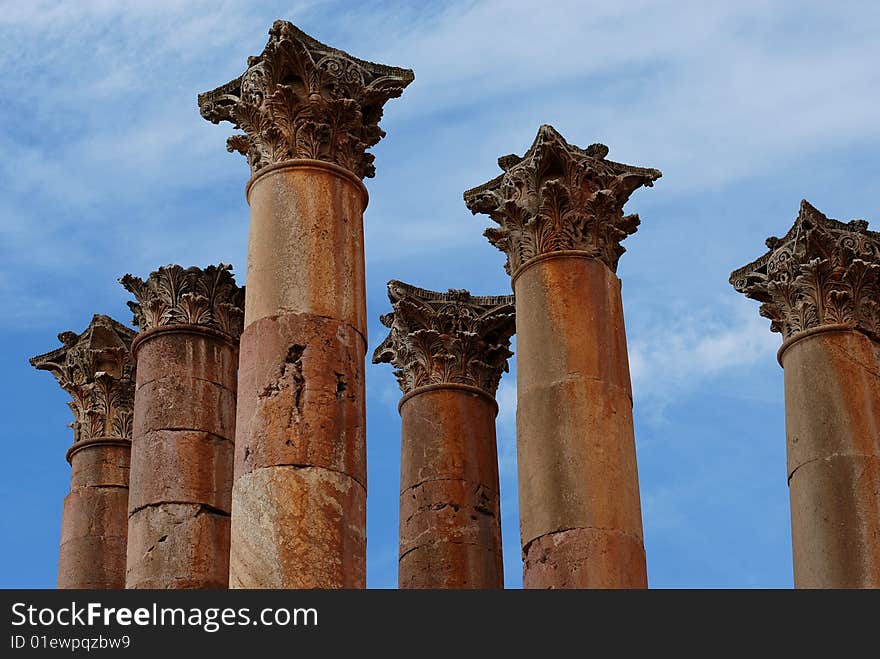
465,126 -> 661,589
731,200 -> 880,588
373,281 -> 515,588
120,264 -> 243,589
30,314 -> 136,589
199,20 -> 413,588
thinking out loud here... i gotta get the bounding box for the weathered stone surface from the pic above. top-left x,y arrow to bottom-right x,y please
399,543 -> 502,590
244,161 -> 367,333
133,374 -> 237,439
373,280 -> 515,396
68,440 -> 131,489
126,503 -> 230,589
128,430 -> 233,513
31,315 -> 135,590
522,528 -> 647,589
733,203 -> 880,589
399,478 -> 500,556
198,20 -> 414,178
228,466 -> 366,589
134,325 -> 238,387
782,329 -> 880,588
375,285 -> 511,589
59,472 -> 129,589
515,257 -> 643,551
399,388 -> 500,488
122,267 -> 242,590
731,200 -> 880,342
464,124 -> 661,275
58,447 -> 130,590
235,313 -> 365,485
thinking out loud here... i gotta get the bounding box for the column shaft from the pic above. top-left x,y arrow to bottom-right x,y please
59,438 -> 130,589
399,386 -> 503,589
126,326 -> 237,589
230,162 -> 367,588
781,328 -> 880,588
515,254 -> 646,588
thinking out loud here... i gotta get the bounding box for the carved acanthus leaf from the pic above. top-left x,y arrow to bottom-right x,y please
30,315 -> 136,444
463,125 -> 661,275
730,200 -> 880,341
372,281 -> 516,397
119,263 -> 245,338
198,19 -> 414,179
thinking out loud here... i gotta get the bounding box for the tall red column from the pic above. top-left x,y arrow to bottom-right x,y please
120,264 -> 243,589
30,314 -> 136,589
465,126 -> 661,588
199,20 -> 413,588
731,200 -> 880,588
373,281 -> 515,588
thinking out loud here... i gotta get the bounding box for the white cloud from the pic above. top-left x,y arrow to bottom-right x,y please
628,299 -> 779,412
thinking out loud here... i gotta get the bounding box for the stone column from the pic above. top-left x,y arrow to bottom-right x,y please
731,200 -> 880,588
465,126 -> 661,589
120,264 -> 244,589
198,20 -> 413,588
30,314 -> 136,589
373,281 -> 515,589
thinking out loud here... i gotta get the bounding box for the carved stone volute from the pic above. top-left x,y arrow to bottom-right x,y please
119,263 -> 245,338
372,280 -> 515,397
730,200 -> 880,341
464,125 -> 661,275
198,20 -> 414,179
30,315 -> 136,444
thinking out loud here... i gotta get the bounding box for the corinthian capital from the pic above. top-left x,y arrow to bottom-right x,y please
463,125 -> 661,275
372,280 -> 515,397
731,200 -> 880,341
30,314 -> 136,444
198,19 -> 414,179
119,263 -> 245,338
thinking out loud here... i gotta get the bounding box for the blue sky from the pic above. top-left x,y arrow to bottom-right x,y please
2,0 -> 878,588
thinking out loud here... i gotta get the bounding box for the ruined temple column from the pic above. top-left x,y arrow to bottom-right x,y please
30,314 -> 136,589
373,281 -> 515,589
731,200 -> 880,588
120,264 -> 243,589
465,126 -> 661,589
198,20 -> 413,588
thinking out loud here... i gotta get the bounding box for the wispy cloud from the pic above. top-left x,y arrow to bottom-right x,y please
628,300 -> 779,416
